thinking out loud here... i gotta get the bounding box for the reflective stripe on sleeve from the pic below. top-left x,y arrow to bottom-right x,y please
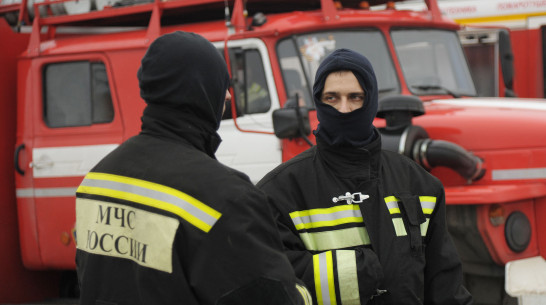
290,205 -> 363,231
299,227 -> 371,251
336,250 -> 360,305
386,195 -> 436,237
419,196 -> 436,215
77,172 -> 221,233
385,196 -> 406,236
296,283 -> 313,305
314,251 -> 337,305
419,196 -> 436,236
384,196 -> 401,214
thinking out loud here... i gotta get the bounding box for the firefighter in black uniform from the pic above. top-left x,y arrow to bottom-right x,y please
257,49 -> 473,305
75,31 -> 312,305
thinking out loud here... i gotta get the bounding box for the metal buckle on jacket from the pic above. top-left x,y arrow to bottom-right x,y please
332,192 -> 369,204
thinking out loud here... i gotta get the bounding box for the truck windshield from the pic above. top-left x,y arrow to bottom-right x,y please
277,30 -> 399,107
391,29 -> 477,97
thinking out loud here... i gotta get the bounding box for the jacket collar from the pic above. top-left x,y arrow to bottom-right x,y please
315,128 -> 381,181
140,104 -> 222,159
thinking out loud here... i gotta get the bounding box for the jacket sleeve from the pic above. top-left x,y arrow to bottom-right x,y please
424,189 -> 473,305
275,208 -> 384,305
185,187 -> 312,305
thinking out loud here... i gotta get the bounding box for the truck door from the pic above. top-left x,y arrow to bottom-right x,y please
15,54 -> 122,269
215,39 -> 281,184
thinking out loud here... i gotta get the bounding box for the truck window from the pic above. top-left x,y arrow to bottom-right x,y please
222,48 -> 271,119
277,30 -> 400,104
43,61 -> 114,128
392,29 -> 477,97
277,39 -> 313,107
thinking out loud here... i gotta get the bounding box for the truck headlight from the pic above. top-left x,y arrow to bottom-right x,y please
505,211 -> 531,253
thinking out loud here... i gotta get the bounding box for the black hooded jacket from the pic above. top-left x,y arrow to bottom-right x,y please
257,49 -> 472,305
75,31 -> 311,305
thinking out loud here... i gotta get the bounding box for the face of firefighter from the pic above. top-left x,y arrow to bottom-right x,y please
321,71 -> 365,113
223,89 -> 232,115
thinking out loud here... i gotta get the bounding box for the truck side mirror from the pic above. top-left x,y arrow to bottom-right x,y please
499,29 -> 516,96
272,97 -> 310,139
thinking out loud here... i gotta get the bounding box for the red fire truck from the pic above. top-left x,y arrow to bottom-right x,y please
398,0 -> 546,99
1,0 -> 545,304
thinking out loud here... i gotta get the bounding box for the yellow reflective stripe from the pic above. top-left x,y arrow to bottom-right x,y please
77,185 -> 214,233
386,195 -> 436,237
78,172 -> 221,233
290,204 -> 360,218
290,205 -> 363,231
293,217 -> 364,231
419,196 -> 436,203
337,250 -> 360,305
454,11 -> 546,25
419,196 -> 437,215
299,227 -> 371,251
384,196 -> 398,203
314,251 -> 337,305
384,196 -> 401,214
85,172 -> 221,219
392,218 -> 407,236
313,254 -> 322,304
422,209 -> 434,215
389,208 -> 401,214
296,283 -> 313,305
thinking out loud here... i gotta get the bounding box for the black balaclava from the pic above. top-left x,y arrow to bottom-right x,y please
137,31 -> 230,157
313,48 -> 379,147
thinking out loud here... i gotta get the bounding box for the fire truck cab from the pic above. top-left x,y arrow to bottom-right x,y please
398,0 -> 546,99
1,0 -> 546,304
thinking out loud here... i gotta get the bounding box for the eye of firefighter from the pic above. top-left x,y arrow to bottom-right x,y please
321,92 -> 365,107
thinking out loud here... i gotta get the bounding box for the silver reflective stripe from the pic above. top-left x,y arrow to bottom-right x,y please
337,250 -> 360,305
384,196 -> 401,214
314,252 -> 335,305
386,200 -> 400,213
16,187 -> 78,198
419,196 -> 436,215
492,168 -> 546,181
80,178 -> 218,229
292,209 -> 362,228
290,205 -> 363,231
319,253 -> 332,305
420,201 -> 436,211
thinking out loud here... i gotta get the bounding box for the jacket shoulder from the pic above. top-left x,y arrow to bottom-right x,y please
257,146 -> 316,188
380,149 -> 443,190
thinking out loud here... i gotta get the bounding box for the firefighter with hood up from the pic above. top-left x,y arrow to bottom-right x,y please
257,49 -> 473,305
75,31 -> 312,305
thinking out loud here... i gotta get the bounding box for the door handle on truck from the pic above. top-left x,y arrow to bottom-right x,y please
14,144 -> 25,176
